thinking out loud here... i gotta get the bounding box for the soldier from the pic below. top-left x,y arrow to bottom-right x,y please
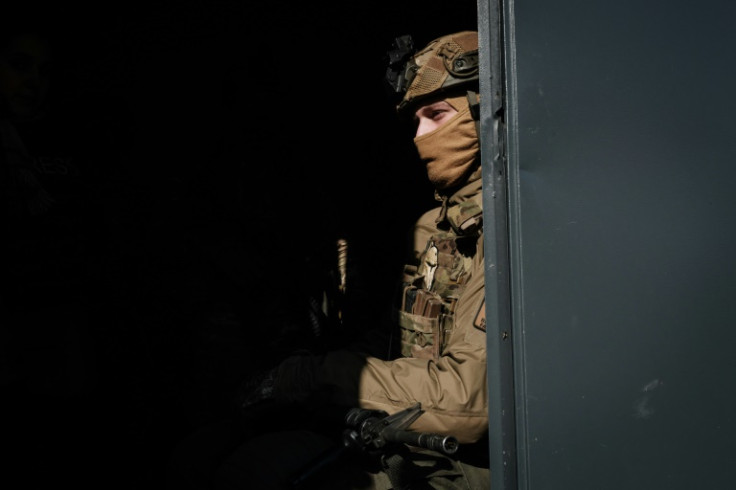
169,30 -> 490,490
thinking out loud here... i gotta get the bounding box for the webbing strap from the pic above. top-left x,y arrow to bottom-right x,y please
467,90 -> 481,136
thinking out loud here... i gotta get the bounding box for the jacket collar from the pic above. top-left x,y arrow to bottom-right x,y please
434,163 -> 483,233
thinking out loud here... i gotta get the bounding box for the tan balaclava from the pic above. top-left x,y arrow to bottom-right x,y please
414,94 -> 479,190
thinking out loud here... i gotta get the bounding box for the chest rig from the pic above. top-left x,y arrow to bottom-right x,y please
397,194 -> 483,360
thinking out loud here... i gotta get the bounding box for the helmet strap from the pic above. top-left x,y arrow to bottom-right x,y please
466,90 -> 481,136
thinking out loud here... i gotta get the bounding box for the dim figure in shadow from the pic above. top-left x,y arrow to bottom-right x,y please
0,10 -> 118,485
168,30 -> 490,490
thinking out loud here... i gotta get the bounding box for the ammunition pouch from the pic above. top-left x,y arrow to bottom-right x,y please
397,223 -> 479,360
398,309 -> 455,360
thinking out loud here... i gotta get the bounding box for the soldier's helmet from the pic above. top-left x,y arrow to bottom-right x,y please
385,31 -> 479,116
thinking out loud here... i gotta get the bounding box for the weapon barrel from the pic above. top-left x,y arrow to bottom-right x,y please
381,426 -> 459,455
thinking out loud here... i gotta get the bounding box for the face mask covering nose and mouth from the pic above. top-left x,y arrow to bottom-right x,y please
413,95 -> 479,190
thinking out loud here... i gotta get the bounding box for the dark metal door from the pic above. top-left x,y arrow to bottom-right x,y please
480,1 -> 736,488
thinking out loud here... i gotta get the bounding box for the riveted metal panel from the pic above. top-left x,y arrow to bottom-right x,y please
478,0 -> 516,489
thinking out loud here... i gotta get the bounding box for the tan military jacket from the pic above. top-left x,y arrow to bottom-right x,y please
274,172 -> 487,444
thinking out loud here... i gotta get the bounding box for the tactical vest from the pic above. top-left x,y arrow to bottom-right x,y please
397,194 -> 483,360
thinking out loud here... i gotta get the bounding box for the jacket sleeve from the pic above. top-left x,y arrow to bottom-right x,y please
273,232 -> 488,444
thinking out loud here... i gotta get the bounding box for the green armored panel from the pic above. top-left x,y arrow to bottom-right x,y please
480,0 -> 736,488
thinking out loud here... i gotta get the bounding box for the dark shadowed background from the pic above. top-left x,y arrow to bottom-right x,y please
1,1 -> 477,488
